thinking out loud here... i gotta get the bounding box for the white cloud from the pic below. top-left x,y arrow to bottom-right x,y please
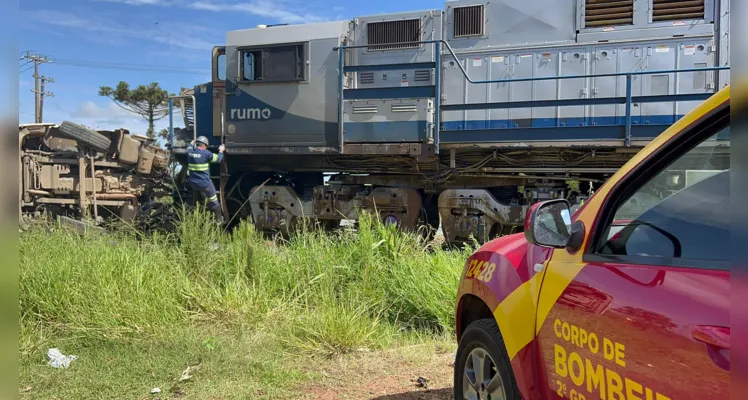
73,101 -> 138,120
64,101 -> 184,134
228,0 -> 330,24
189,1 -> 224,11
22,10 -> 218,51
191,0 -> 338,24
97,0 -> 338,24
96,0 -> 171,4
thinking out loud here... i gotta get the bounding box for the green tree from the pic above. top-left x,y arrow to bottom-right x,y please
99,82 -> 173,138
158,128 -> 170,141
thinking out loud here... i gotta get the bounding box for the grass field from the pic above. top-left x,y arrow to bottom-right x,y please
20,210 -> 473,399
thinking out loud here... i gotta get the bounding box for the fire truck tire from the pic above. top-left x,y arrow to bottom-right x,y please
454,318 -> 522,400
58,121 -> 112,153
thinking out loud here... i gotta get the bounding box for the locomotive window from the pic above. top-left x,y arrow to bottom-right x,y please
242,51 -> 261,81
216,54 -> 226,81
240,44 -> 305,82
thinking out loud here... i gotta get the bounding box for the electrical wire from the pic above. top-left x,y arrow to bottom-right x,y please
51,58 -> 209,75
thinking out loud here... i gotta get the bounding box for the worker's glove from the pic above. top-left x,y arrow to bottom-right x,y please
218,144 -> 226,153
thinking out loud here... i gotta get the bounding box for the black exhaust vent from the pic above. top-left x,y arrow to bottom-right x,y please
453,5 -> 485,37
414,70 -> 431,82
359,72 -> 374,84
584,0 -> 634,27
653,0 -> 705,22
366,19 -> 421,51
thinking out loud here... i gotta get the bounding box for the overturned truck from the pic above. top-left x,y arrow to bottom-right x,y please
20,121 -> 172,228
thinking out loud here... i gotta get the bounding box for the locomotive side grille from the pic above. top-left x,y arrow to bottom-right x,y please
366,19 -> 422,51
653,0 -> 705,22
453,5 -> 485,37
414,70 -> 431,82
359,72 -> 374,84
584,0 -> 634,27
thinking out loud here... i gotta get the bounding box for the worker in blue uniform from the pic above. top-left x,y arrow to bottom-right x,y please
187,136 -> 225,223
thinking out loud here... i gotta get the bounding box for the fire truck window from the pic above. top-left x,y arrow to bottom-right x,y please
598,126 -> 730,263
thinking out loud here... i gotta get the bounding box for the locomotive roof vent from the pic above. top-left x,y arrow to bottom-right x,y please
652,0 -> 705,22
366,18 -> 422,51
584,0 -> 634,27
453,5 -> 485,38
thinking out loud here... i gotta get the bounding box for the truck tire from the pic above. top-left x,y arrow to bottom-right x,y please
454,318 -> 522,400
58,121 -> 111,153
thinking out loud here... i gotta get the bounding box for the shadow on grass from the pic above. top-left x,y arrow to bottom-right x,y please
372,387 -> 453,400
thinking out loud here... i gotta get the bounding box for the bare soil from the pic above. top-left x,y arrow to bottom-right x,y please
297,343 -> 457,400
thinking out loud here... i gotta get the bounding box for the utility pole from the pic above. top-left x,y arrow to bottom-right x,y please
38,76 -> 55,122
20,51 -> 54,123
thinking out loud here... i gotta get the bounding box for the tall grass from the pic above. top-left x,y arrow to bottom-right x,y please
20,210 -> 471,358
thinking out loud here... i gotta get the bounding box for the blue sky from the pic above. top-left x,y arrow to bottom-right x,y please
18,0 -> 439,135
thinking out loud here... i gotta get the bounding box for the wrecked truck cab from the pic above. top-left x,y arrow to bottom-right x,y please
454,85 -> 731,400
20,121 -> 172,228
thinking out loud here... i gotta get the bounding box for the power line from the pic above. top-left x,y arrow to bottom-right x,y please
51,58 -> 209,75
54,58 -> 207,71
48,99 -> 74,115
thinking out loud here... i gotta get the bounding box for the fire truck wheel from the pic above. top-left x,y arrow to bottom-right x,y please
454,318 -> 522,400
58,121 -> 112,153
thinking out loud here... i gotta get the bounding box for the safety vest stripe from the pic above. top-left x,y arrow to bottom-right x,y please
206,195 -> 218,203
188,164 -> 210,171
211,153 -> 218,163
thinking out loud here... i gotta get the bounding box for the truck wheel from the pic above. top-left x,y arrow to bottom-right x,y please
454,318 -> 522,400
58,121 -> 112,153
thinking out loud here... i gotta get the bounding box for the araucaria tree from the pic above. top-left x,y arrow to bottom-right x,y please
99,82 -> 172,138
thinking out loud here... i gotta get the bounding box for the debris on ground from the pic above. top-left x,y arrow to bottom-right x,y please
170,386 -> 186,397
179,367 -> 192,382
47,348 -> 78,368
150,388 -> 161,394
57,216 -> 106,236
413,376 -> 429,389
179,364 -> 199,382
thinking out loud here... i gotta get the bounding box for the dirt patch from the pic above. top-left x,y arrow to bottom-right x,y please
297,343 -> 456,400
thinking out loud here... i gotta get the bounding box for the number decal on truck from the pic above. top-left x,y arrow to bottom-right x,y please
465,259 -> 496,283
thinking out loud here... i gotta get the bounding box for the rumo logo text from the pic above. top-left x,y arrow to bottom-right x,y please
230,108 -> 271,120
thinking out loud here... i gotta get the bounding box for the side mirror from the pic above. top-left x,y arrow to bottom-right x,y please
525,199 -> 584,251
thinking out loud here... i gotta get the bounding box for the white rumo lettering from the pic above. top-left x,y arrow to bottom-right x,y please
230,108 -> 272,120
